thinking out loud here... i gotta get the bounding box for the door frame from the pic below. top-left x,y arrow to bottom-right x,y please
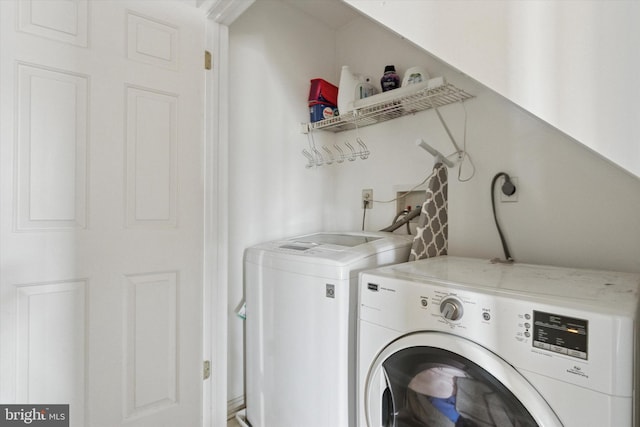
200,1 -> 254,426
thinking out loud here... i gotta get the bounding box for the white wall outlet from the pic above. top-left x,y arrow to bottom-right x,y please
362,189 -> 373,209
500,176 -> 519,202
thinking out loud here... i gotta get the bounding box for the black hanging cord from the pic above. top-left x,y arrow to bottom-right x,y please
491,172 -> 515,263
362,200 -> 369,231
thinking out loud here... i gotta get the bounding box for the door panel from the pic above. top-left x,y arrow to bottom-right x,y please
125,85 -> 178,228
124,272 -> 178,418
16,62 -> 89,230
0,1 -> 205,426
16,281 -> 87,423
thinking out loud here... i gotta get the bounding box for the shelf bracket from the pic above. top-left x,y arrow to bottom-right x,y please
416,138 -> 455,168
433,105 -> 462,154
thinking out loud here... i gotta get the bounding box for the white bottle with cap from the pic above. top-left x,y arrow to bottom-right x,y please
337,65 -> 359,115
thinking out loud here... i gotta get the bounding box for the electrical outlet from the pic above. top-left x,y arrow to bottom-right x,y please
362,189 -> 373,209
500,176 -> 518,202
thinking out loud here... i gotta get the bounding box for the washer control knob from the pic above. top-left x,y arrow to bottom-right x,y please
440,297 -> 463,321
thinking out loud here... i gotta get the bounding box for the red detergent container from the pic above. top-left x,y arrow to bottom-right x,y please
308,78 -> 339,122
308,78 -> 338,106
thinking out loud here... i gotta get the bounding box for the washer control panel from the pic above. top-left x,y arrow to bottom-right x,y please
532,311 -> 588,360
421,292 -> 589,361
361,274 -> 594,363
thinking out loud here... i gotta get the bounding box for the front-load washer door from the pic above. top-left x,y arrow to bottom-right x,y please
365,332 -> 562,427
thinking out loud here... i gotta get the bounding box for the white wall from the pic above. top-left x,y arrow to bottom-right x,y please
226,0 -> 337,405
331,16 -> 640,272
344,0 -> 640,179
226,0 -> 640,408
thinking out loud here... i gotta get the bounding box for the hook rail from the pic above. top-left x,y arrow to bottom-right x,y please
302,140 -> 369,168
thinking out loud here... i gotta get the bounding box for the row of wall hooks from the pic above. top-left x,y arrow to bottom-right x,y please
302,139 -> 369,168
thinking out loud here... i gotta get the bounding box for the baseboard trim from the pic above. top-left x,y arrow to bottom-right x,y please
227,395 -> 245,419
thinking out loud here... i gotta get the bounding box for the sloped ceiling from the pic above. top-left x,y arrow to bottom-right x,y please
282,0 -> 360,29
343,0 -> 640,179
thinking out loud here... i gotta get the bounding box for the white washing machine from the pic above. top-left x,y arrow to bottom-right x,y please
244,231 -> 412,427
358,256 -> 640,427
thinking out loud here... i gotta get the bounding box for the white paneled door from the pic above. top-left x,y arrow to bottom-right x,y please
0,1 -> 206,426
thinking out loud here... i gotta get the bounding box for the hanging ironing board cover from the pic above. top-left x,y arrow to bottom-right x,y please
410,162 -> 448,260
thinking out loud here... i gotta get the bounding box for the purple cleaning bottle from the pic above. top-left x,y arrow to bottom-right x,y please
380,65 -> 400,92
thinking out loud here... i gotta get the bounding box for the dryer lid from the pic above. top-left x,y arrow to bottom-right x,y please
281,232 -> 381,250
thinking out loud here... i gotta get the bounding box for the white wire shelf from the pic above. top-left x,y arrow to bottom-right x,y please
305,82 -> 474,133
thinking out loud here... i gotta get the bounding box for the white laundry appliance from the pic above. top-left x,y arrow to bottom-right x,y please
244,231 -> 412,427
358,256 -> 640,427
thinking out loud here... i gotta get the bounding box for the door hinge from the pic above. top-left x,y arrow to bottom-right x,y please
204,50 -> 212,70
203,360 -> 211,380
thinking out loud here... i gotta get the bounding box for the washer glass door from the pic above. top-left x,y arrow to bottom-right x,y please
366,332 -> 562,427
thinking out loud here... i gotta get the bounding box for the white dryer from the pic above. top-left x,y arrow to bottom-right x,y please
244,231 -> 412,427
358,256 -> 640,427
